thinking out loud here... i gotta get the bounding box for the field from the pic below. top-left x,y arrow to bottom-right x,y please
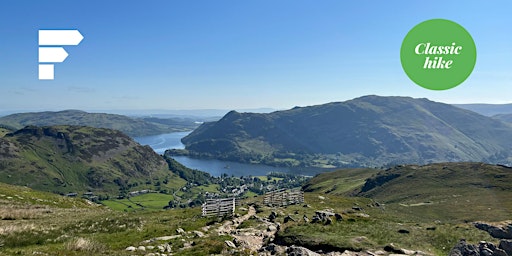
102,193 -> 174,212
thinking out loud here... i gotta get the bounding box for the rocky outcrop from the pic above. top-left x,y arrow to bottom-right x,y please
449,239 -> 510,256
475,221 -> 512,239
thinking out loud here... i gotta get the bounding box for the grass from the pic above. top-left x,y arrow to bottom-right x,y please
102,193 -> 174,212
270,192 -> 499,255
2,162 -> 512,255
255,176 -> 284,182
196,184 -> 220,193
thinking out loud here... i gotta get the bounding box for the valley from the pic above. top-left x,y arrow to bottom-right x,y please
2,96 -> 512,255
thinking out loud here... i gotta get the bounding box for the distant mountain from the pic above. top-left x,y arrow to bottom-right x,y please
0,110 -> 199,137
0,125 -> 185,196
303,162 -> 512,222
176,95 -> 512,168
455,103 -> 512,116
493,113 -> 512,124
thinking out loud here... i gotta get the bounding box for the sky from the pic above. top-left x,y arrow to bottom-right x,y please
0,1 -> 511,112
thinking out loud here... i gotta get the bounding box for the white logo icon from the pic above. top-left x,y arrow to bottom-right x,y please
38,30 -> 84,80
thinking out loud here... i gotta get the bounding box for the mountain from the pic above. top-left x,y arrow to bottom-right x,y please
0,125 -> 185,196
303,162 -> 512,222
176,96 -> 512,167
493,113 -> 512,124
0,110 -> 199,137
455,103 -> 512,116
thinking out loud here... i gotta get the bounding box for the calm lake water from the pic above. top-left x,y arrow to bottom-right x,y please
134,132 -> 294,177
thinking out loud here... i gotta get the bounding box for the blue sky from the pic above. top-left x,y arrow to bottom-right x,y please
0,1 -> 511,112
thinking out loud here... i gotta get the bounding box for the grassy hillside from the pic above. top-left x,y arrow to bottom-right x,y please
271,162 -> 512,254
305,162 -> 512,222
0,110 -> 198,137
0,181 -> 225,256
1,162 -> 508,255
0,125 -> 186,196
178,96 -> 512,168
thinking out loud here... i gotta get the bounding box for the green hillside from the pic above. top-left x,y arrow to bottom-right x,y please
0,110 -> 198,137
177,96 -> 512,168
0,125 -> 186,196
305,162 -> 512,222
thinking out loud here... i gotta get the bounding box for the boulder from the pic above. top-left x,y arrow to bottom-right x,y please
176,228 -> 185,234
449,239 -> 509,256
286,245 -> 321,256
284,215 -> 296,223
499,240 -> 512,255
269,211 -> 278,222
268,225 -> 278,232
225,240 -> 237,248
193,230 -> 205,238
475,222 -> 512,239
125,246 -> 136,251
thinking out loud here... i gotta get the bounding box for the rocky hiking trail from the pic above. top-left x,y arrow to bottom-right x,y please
122,204 -> 443,255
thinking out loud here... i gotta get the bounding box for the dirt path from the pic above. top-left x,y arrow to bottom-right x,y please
216,205 -> 256,235
216,206 -> 279,252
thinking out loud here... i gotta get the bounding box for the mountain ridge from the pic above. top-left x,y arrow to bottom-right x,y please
0,110 -> 198,137
176,95 -> 512,168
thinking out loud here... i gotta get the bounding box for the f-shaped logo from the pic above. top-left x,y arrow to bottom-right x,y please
38,30 -> 84,80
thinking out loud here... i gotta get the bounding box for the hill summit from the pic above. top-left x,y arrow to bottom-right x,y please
177,96 -> 512,167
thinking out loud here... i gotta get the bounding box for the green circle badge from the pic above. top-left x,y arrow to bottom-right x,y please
400,19 -> 477,90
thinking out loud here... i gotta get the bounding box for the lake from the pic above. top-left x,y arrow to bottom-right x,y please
134,132 -> 294,177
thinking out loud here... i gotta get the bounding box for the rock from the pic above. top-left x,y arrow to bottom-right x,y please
398,229 -> 410,234
269,211 -> 278,222
164,244 -> 172,252
146,246 -> 154,250
352,206 -> 363,211
125,246 -> 136,251
335,213 -> 343,221
303,204 -> 311,208
354,213 -> 370,218
499,239 -> 512,255
384,243 -> 417,255
153,235 -> 181,241
157,245 -> 165,252
176,228 -> 185,234
268,225 -> 278,232
325,217 -> 333,225
286,245 -> 321,256
145,253 -> 156,256
225,240 -> 237,248
448,239 -> 504,256
193,230 -> 205,238
303,215 -> 309,223
475,222 -> 512,239
138,246 -> 146,251
493,248 -> 508,256
318,196 -> 325,200
311,216 -> 321,223
284,215 -> 296,223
